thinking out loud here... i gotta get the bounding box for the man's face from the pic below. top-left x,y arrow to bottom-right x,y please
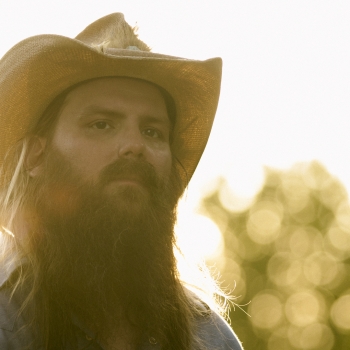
26,78 -> 181,335
48,77 -> 172,197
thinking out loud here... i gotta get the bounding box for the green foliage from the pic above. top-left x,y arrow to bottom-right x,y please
201,161 -> 350,350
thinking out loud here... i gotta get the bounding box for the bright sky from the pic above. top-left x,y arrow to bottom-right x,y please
1,1 -> 350,257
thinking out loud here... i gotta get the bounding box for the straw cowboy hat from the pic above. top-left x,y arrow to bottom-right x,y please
0,13 -> 222,185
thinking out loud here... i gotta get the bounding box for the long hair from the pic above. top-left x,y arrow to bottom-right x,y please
0,79 -> 228,350
0,137 -> 30,290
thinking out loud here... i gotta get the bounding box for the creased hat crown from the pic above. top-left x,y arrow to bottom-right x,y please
75,13 -> 151,52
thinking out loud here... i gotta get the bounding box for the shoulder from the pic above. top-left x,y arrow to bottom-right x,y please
0,277 -> 36,349
195,309 -> 244,350
0,263 -> 24,332
190,296 -> 243,350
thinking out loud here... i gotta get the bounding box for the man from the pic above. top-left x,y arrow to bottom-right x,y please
0,13 -> 243,349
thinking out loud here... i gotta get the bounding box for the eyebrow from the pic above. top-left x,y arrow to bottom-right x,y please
78,105 -> 171,127
79,105 -> 125,120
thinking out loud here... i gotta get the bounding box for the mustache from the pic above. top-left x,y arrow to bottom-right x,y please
99,158 -> 159,190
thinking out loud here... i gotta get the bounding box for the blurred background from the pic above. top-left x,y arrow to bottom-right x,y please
197,161 -> 350,349
2,1 -> 350,348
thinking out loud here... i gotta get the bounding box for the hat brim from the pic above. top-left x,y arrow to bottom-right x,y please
0,34 -> 222,186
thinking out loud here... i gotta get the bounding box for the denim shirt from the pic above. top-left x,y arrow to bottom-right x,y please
0,265 -> 243,350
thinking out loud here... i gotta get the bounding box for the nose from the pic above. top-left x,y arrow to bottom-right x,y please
118,128 -> 145,159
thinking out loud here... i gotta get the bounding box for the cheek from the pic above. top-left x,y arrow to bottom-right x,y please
71,150 -> 107,176
152,149 -> 172,179
51,135 -> 113,181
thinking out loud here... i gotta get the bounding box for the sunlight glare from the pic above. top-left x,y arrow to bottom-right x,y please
175,210 -> 223,262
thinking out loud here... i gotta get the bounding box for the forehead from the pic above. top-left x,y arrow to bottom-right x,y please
63,77 -> 168,112
34,77 -> 175,138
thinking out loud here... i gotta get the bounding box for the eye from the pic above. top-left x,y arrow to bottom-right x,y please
91,121 -> 112,130
142,128 -> 162,139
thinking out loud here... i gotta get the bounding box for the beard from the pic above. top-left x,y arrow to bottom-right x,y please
24,145 -> 185,346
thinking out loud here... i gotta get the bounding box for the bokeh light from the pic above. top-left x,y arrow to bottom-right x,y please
200,161 -> 350,349
288,226 -> 318,258
218,178 -> 257,213
336,202 -> 350,232
327,226 -> 350,257
267,252 -> 303,287
304,252 -> 343,288
331,294 -> 350,332
288,323 -> 334,350
281,174 -> 310,214
249,291 -> 283,330
285,290 -> 325,327
246,201 -> 283,244
268,328 -> 294,350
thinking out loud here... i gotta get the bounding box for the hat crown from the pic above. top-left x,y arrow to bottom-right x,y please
75,13 -> 150,52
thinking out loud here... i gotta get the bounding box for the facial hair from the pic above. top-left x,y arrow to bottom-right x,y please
25,145 -> 184,346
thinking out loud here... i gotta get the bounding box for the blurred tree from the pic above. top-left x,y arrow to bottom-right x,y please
201,161 -> 350,350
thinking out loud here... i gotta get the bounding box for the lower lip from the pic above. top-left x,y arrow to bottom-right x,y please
111,179 -> 144,187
